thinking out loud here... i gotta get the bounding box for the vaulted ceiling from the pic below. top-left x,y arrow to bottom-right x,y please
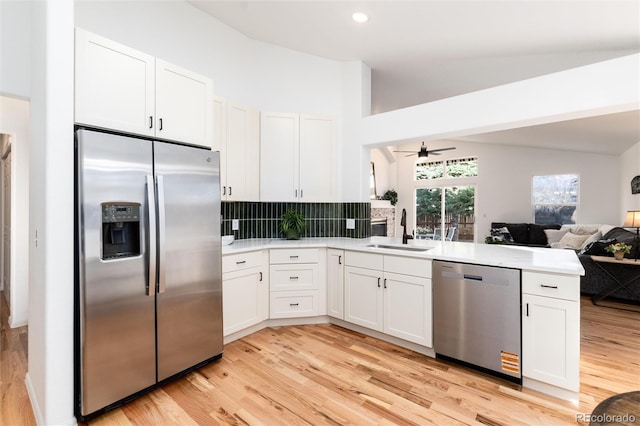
189,1 -> 639,154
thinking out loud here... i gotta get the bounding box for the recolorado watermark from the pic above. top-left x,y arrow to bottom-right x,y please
576,412 -> 637,424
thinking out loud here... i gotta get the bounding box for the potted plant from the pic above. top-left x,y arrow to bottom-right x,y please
280,209 -> 305,240
605,242 -> 632,260
381,189 -> 398,206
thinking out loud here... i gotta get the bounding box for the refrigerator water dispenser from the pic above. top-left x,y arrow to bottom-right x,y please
101,202 -> 141,259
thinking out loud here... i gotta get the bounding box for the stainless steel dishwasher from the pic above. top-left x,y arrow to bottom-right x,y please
433,260 -> 522,383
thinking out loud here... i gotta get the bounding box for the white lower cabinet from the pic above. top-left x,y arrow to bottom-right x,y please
269,248 -> 326,319
344,266 -> 383,330
344,251 -> 432,347
522,271 -> 580,392
383,271 -> 432,346
222,251 -> 268,336
327,249 -> 345,319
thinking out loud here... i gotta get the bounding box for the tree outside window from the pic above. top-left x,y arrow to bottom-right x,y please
415,158 -> 477,242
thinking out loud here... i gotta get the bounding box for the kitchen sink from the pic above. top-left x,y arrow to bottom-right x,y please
366,244 -> 432,252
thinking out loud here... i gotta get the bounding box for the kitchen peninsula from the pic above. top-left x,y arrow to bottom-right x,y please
222,237 -> 584,403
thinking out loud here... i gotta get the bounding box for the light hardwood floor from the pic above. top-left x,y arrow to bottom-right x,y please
1,293 -> 638,425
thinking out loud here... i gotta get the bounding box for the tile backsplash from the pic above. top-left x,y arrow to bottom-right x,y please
222,202 -> 371,240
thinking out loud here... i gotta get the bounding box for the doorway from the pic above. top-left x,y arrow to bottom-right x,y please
1,134 -> 10,309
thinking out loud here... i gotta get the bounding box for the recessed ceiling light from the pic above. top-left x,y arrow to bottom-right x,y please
352,12 -> 369,23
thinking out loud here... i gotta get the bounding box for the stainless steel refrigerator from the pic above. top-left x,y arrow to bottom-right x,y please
74,128 -> 223,420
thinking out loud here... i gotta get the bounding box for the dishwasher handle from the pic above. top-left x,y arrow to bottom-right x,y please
463,274 -> 483,281
443,270 -> 485,282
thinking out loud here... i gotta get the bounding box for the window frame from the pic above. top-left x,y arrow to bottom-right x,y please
414,156 -> 478,242
531,173 -> 580,225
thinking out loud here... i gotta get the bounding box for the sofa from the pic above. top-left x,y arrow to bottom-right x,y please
489,222 -> 640,303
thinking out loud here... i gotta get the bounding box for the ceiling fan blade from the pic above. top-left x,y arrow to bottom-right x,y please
427,147 -> 456,153
393,150 -> 415,153
404,153 -> 417,157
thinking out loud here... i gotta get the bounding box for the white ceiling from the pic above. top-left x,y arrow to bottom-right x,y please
189,0 -> 640,155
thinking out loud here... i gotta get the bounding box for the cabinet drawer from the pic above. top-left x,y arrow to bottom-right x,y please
222,250 -> 262,273
270,248 -> 319,264
384,255 -> 432,278
270,264 -> 318,291
522,271 -> 579,301
345,251 -> 383,270
270,291 -> 318,318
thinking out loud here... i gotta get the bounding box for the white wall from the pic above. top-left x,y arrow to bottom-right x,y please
620,142 -> 640,219
339,61 -> 372,201
392,140 -> 621,240
0,95 -> 29,327
26,1 -> 75,424
73,1 -> 342,115
0,0 -> 32,98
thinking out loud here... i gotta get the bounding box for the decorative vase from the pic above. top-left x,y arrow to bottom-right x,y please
614,251 -> 624,261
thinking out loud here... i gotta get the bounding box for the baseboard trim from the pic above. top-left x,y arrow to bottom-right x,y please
25,372 -> 44,425
8,314 -> 27,328
25,372 -> 78,426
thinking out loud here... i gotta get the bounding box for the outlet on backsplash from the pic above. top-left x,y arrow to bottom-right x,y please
232,219 -> 239,231
346,219 -> 355,229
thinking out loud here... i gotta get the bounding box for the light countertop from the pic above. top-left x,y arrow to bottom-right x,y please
222,236 -> 585,276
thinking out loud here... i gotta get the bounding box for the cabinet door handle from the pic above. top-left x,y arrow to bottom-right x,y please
377,277 -> 381,288
259,272 -> 263,282
526,303 -> 529,317
159,118 -> 163,131
223,186 -> 226,195
229,186 -> 232,196
236,260 -> 246,265
295,189 -> 298,198
290,255 -> 298,260
290,303 -> 299,307
301,189 -> 304,198
540,284 -> 558,289
384,278 -> 387,289
149,116 -> 153,129
289,276 -> 299,280
338,255 -> 342,265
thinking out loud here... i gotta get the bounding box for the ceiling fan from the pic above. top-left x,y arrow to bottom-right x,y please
394,142 -> 456,158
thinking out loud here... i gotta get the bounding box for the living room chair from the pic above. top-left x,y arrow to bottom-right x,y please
445,227 -> 457,241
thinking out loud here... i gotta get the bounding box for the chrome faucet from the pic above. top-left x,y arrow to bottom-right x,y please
400,208 -> 414,244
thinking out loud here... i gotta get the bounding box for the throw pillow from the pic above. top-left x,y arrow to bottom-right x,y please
529,223 -> 561,246
490,227 -> 514,243
505,223 -> 529,244
569,224 -> 601,235
545,228 -> 569,244
553,231 -> 591,250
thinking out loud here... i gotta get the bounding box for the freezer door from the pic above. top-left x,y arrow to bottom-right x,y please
76,129 -> 156,416
154,143 -> 222,381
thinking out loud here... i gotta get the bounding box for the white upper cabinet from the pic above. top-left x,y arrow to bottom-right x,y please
299,115 -> 336,201
260,112 -> 299,201
75,28 -> 213,148
75,29 -> 155,137
213,97 -> 260,201
260,112 -> 335,202
225,102 -> 260,200
155,59 -> 213,147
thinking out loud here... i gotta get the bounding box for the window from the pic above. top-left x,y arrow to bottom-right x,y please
415,157 -> 477,242
532,174 -> 579,224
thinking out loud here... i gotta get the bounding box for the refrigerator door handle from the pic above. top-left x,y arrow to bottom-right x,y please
157,175 -> 167,294
146,175 -> 157,296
